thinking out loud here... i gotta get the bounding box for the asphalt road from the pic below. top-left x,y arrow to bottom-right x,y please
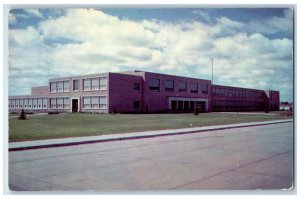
9,122 -> 294,191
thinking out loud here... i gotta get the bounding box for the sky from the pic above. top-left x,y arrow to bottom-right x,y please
8,7 -> 294,102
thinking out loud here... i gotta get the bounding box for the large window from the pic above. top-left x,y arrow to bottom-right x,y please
50,81 -> 70,93
191,83 -> 198,93
179,81 -> 187,92
83,96 -> 107,109
165,80 -> 174,91
83,79 -> 91,91
91,96 -> 99,108
83,77 -> 107,91
73,79 -> 79,91
63,81 -> 69,92
92,78 -> 99,90
100,77 -> 107,90
149,78 -> 160,91
202,84 -> 208,94
57,82 -> 63,92
50,82 -> 56,93
50,97 -> 70,109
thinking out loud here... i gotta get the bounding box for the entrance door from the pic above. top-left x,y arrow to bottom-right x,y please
171,100 -> 177,110
196,101 -> 206,112
72,99 -> 78,113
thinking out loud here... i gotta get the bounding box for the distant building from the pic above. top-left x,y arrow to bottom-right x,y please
280,103 -> 292,111
8,70 -> 280,113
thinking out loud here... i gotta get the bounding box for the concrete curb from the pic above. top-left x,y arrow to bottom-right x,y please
9,119 -> 293,151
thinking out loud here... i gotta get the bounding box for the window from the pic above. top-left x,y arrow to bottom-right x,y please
165,80 -> 174,91
91,96 -> 99,108
83,77 -> 107,91
149,78 -> 160,91
19,99 -> 23,108
28,99 -> 32,108
73,80 -> 79,91
12,99 -> 15,108
83,96 -> 107,109
99,96 -> 107,109
38,98 -> 43,108
191,83 -> 198,93
50,82 -> 56,93
57,98 -> 63,108
42,98 -> 47,109
202,84 -> 208,94
133,101 -> 140,109
92,78 -> 99,90
50,98 -> 56,108
57,82 -> 63,92
50,81 -> 70,93
63,98 -> 69,108
179,81 -> 187,92
50,98 -> 69,109
134,83 -> 141,91
83,79 -> 91,91
100,77 -> 107,90
63,81 -> 69,92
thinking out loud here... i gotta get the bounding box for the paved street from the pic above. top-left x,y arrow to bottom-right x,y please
9,122 -> 294,191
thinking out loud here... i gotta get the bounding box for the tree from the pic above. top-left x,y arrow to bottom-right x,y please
18,109 -> 27,120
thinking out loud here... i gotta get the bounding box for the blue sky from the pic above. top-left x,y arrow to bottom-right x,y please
8,8 -> 294,102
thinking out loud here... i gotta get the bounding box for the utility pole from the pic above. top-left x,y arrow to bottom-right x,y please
211,57 -> 214,84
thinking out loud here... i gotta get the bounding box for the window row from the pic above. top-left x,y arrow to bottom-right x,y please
149,78 -> 208,94
50,97 -> 70,109
83,77 -> 107,91
50,77 -> 108,93
50,81 -> 70,93
83,96 -> 107,109
213,100 -> 263,106
213,100 -> 264,111
212,87 -> 263,99
9,98 -> 48,109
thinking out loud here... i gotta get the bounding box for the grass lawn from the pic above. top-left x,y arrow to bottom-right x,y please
9,112 -> 292,142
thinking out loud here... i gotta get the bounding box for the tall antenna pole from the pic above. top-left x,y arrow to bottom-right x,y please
211,57 -> 214,84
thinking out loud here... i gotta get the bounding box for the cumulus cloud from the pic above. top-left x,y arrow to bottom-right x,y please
8,11 -> 16,24
24,9 -> 44,19
248,8 -> 293,37
191,10 -> 211,21
8,8 -> 293,101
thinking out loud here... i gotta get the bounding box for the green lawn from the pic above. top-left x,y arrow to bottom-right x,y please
9,112 -> 292,142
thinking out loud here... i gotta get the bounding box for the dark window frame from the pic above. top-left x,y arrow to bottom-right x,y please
149,78 -> 160,91
165,80 -> 174,92
191,83 -> 198,93
134,82 -> 141,91
133,100 -> 140,109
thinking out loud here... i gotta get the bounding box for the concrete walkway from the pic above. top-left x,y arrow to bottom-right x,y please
218,112 -> 277,116
9,119 -> 293,151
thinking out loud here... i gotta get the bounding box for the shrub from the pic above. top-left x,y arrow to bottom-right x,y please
18,109 -> 27,120
48,111 -> 60,115
193,109 -> 199,115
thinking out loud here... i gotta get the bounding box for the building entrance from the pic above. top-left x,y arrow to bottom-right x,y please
169,98 -> 207,112
72,99 -> 78,113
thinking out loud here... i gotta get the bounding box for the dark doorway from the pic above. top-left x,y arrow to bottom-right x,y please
196,101 -> 206,112
171,100 -> 177,110
72,99 -> 78,113
184,101 -> 189,110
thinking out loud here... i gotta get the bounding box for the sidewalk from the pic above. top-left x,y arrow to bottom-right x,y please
9,119 -> 293,151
